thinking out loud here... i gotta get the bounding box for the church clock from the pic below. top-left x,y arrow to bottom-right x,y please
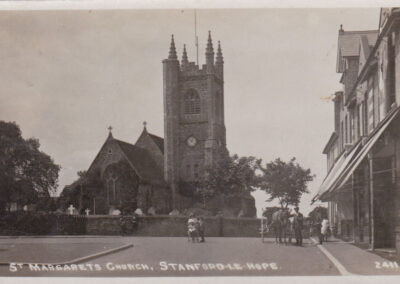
187,136 -> 197,147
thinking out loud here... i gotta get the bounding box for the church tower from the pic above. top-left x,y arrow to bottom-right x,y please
162,32 -> 227,209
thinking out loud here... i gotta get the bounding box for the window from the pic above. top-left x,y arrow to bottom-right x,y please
341,121 -> 344,152
194,164 -> 199,179
359,103 -> 364,137
364,93 -> 368,135
184,89 -> 200,114
350,111 -> 354,143
345,116 -> 348,144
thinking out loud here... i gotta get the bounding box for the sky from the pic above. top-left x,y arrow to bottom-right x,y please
0,8 -> 381,216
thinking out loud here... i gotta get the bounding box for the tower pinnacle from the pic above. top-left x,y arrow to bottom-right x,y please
181,44 -> 189,67
206,31 -> 214,55
205,31 -> 214,69
216,41 -> 224,65
168,34 -> 177,60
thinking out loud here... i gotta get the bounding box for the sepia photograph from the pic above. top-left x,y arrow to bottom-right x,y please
1,2 -> 400,281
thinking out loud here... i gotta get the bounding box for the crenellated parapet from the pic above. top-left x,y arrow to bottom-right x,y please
166,31 -> 224,81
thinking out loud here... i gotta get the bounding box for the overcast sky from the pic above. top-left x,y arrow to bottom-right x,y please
0,9 -> 380,216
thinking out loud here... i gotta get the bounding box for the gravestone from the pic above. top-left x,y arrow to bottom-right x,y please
135,208 -> 144,216
169,209 -> 180,216
147,207 -> 156,216
67,205 -> 76,215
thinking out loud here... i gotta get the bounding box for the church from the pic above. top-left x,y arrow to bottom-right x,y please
66,32 -> 256,217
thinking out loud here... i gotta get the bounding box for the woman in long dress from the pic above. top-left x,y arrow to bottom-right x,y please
321,218 -> 330,243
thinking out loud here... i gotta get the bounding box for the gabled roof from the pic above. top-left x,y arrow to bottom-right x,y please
358,35 -> 373,75
336,29 -> 378,73
148,133 -> 164,153
115,139 -> 165,184
135,127 -> 164,154
86,132 -> 165,186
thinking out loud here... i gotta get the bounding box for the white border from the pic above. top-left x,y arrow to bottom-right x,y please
0,1 -> 399,284
0,0 -> 398,10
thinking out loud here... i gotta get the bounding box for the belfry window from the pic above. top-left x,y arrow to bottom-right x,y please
184,89 -> 200,114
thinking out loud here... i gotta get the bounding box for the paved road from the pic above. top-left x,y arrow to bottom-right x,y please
0,237 -> 399,277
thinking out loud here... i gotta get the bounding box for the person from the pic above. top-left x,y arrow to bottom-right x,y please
321,218 -> 330,243
198,217 -> 205,243
292,206 -> 304,246
287,216 -> 294,244
187,213 -> 199,242
315,216 -> 323,244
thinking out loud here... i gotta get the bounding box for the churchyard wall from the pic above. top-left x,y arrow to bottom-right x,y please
84,215 -> 263,237
85,215 -> 310,238
0,213 -> 311,238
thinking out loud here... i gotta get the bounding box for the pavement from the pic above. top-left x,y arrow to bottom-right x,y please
0,236 -> 398,277
0,236 -> 132,264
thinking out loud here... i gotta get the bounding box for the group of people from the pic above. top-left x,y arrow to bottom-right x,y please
311,217 -> 330,244
269,206 -> 304,246
187,213 -> 205,243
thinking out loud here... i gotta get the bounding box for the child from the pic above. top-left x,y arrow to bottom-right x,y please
187,214 -> 199,242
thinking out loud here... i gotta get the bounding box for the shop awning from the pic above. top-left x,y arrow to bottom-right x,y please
312,106 -> 400,204
311,140 -> 362,203
335,107 -> 400,189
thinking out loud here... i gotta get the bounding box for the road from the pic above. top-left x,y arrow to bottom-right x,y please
0,237 -> 399,277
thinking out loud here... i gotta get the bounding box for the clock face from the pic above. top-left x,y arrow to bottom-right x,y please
187,136 -> 197,147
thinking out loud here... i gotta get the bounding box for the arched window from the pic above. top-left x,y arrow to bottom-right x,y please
184,89 -> 200,114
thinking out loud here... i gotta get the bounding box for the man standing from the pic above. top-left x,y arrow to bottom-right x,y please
198,217 -> 205,243
293,206 -> 304,246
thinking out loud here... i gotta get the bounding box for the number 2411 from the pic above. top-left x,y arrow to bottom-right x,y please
375,261 -> 399,269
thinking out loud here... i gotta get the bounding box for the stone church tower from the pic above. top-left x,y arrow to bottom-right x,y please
163,32 -> 227,209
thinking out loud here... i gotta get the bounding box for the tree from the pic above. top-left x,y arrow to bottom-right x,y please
260,157 -> 314,209
0,121 -> 60,211
262,206 -> 281,221
193,154 -> 261,216
59,160 -> 139,214
200,154 -> 262,198
59,169 -> 103,212
308,206 -> 328,223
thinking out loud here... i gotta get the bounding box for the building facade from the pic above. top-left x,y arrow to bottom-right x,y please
313,9 -> 400,255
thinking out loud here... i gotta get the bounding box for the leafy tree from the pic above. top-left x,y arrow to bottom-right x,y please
59,160 -> 139,214
260,157 -> 314,209
262,206 -> 281,219
0,121 -> 60,211
200,154 -> 262,198
308,206 -> 328,223
59,169 -> 103,212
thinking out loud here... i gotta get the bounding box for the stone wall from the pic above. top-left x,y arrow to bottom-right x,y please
85,215 -> 122,235
84,215 -> 310,238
